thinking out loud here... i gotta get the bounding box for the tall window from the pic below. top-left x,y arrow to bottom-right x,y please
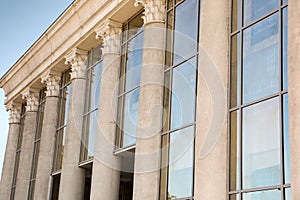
53,69 -> 71,172
80,44 -> 103,162
116,11 -> 144,149
160,0 -> 199,199
28,88 -> 46,200
10,104 -> 26,200
229,0 -> 289,199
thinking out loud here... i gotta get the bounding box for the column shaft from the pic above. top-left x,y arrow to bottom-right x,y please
58,79 -> 86,200
133,22 -> 165,200
14,112 -> 38,200
0,123 -> 21,199
194,0 -> 229,199
90,53 -> 121,200
288,0 -> 300,199
33,96 -> 59,200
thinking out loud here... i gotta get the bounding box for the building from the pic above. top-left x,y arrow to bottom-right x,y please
0,0 -> 299,199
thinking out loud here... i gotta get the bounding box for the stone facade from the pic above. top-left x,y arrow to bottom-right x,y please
0,0 -> 298,199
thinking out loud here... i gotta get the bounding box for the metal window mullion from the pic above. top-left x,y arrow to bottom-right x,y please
239,0 -> 243,198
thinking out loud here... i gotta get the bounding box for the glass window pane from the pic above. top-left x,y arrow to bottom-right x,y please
122,89 -> 140,147
231,34 -> 241,108
230,110 -> 241,191
231,0 -> 241,32
230,194 -> 240,200
92,45 -> 102,65
283,94 -> 290,184
285,188 -> 291,200
242,98 -> 280,189
62,84 -> 71,126
170,58 -> 196,130
243,13 -> 279,104
168,126 -> 194,199
173,0 -> 198,65
243,0 -> 278,25
243,189 -> 281,200
128,12 -> 144,39
282,8 -> 288,90
160,134 -> 169,200
86,110 -> 98,159
282,0 -> 288,5
125,32 -> 144,91
89,62 -> 102,111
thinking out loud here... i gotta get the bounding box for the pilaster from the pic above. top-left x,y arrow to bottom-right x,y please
90,19 -> 122,200
0,102 -> 22,200
34,70 -> 61,200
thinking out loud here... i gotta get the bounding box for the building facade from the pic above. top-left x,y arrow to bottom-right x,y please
0,0 -> 299,199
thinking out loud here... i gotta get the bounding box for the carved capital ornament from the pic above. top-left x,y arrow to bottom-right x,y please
134,0 -> 166,25
6,101 -> 22,124
22,88 -> 40,112
64,48 -> 88,80
41,70 -> 61,97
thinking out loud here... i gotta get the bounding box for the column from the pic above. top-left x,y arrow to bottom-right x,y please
33,70 -> 61,200
90,19 -> 122,200
14,88 -> 39,200
0,102 -> 21,199
58,48 -> 88,200
194,0 -> 229,199
288,0 -> 300,199
132,1 -> 165,199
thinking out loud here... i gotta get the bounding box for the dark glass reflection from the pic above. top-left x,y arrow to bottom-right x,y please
242,98 -> 280,189
173,0 -> 198,64
168,126 -> 194,199
122,89 -> 140,147
243,189 -> 281,200
243,13 -> 279,104
170,58 -> 196,130
283,94 -> 290,183
125,32 -> 144,91
230,111 -> 241,191
282,8 -> 288,90
243,0 -> 278,25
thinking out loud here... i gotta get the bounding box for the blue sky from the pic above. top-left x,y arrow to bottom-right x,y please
0,0 -> 73,177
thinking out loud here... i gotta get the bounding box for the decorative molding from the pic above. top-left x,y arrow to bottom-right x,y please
6,101 -> 22,124
41,70 -> 62,97
95,19 -> 122,55
64,48 -> 88,79
22,88 -> 40,112
134,0 -> 165,25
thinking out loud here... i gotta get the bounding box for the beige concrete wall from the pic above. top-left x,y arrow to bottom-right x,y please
288,0 -> 300,199
194,0 -> 229,199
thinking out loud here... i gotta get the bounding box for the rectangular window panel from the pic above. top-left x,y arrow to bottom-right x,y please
285,188 -> 291,200
121,89 -> 140,147
230,194 -> 240,200
231,0 -> 241,32
230,110 -> 241,191
242,98 -> 280,189
230,34 -> 241,108
170,58 -> 196,130
173,0 -> 198,65
243,190 -> 281,200
87,62 -> 102,111
283,94 -> 290,183
282,8 -> 288,90
243,0 -> 278,25
125,32 -> 143,92
243,13 -> 279,104
168,126 -> 194,199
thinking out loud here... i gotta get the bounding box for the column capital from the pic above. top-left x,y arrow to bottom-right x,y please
95,19 -> 122,55
134,0 -> 165,25
6,101 -> 22,124
22,87 -> 40,112
64,48 -> 88,80
41,70 -> 61,97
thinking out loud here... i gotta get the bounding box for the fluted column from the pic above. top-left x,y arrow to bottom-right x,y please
33,70 -> 61,200
90,19 -> 122,200
58,48 -> 88,200
194,0 -> 229,199
0,102 -> 21,199
288,1 -> 300,199
132,1 -> 165,199
14,88 -> 40,200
